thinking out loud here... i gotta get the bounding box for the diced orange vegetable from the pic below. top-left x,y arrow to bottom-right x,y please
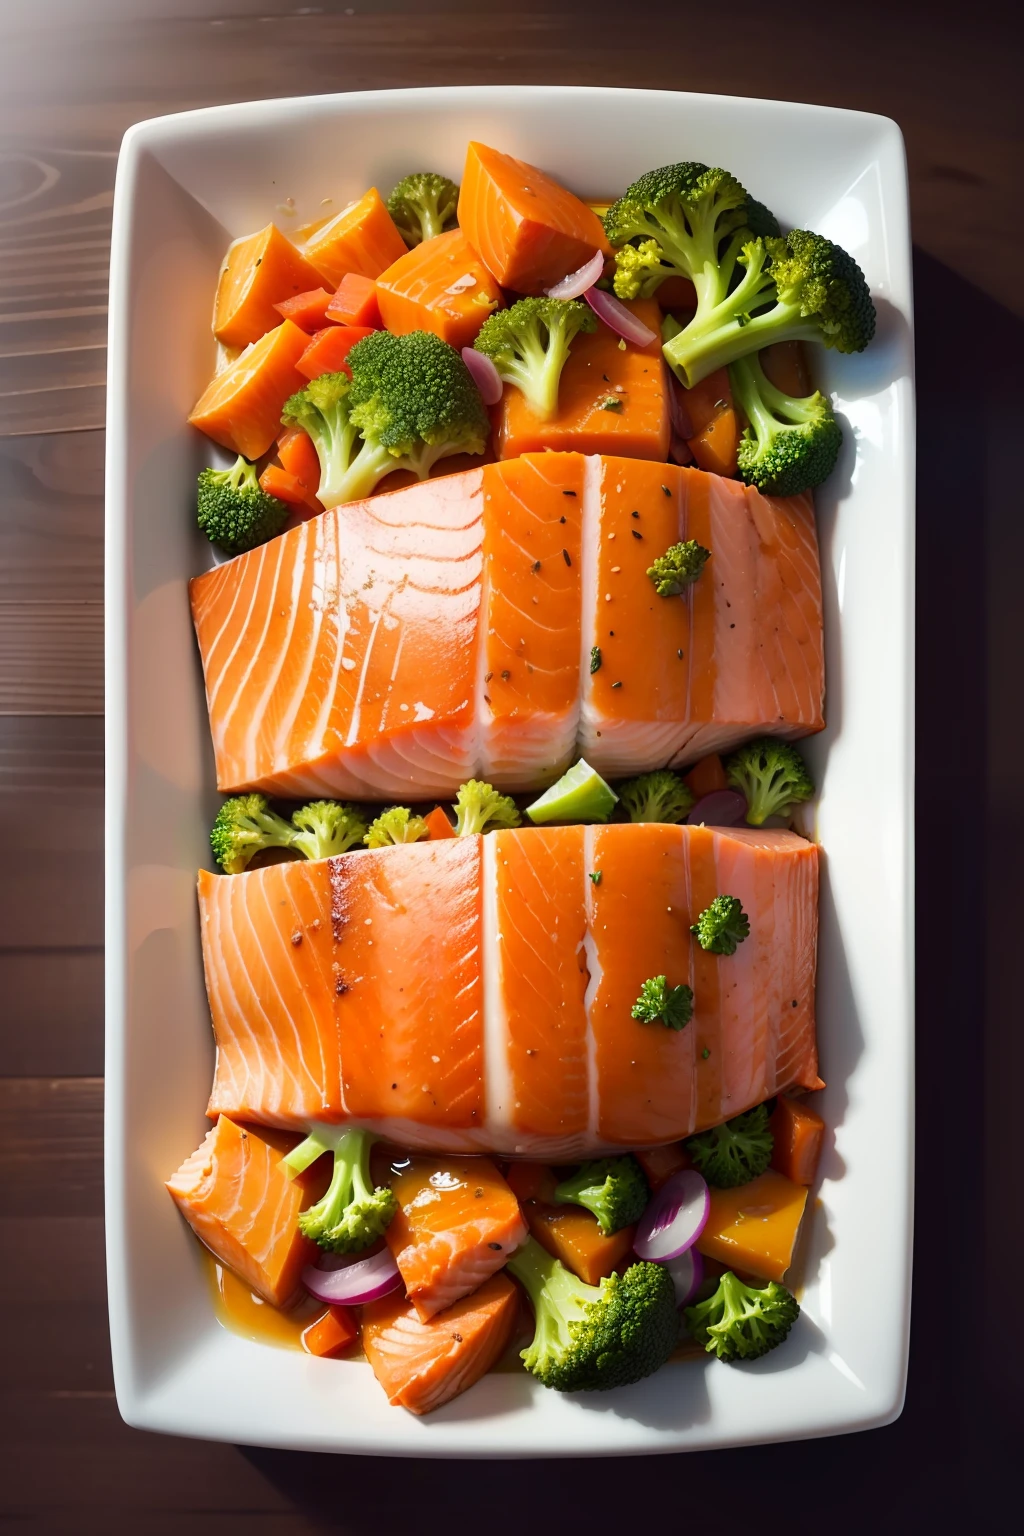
273,287 -> 336,333
362,1272 -> 519,1415
189,320 -> 309,460
423,805 -> 456,840
295,324 -> 376,381
385,1155 -> 527,1321
325,271 -> 383,329
214,224 -> 324,348
505,1161 -> 559,1205
760,340 -> 811,397
696,1169 -> 808,1283
683,753 -> 728,798
277,426 -> 322,493
769,1096 -> 825,1185
375,229 -> 503,351
526,1204 -> 636,1285
301,188 -> 408,288
679,367 -> 739,477
634,1144 -> 691,1192
166,1116 -> 319,1308
459,141 -> 612,294
495,299 -> 669,462
259,464 -> 320,517
301,1304 -> 358,1359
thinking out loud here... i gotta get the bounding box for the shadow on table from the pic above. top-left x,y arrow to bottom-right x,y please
239,250 -> 1020,1533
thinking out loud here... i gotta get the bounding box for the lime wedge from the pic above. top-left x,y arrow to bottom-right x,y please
525,759 -> 618,825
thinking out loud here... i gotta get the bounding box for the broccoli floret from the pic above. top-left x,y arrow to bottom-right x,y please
364,807 -> 430,847
553,1156 -> 650,1235
664,229 -> 876,389
281,371 -> 382,509
453,779 -> 522,836
684,1269 -> 799,1361
631,974 -> 694,1031
196,455 -> 289,555
647,539 -> 710,597
612,238 -> 680,302
506,1236 -> 678,1392
690,894 -> 750,956
210,793 -> 297,873
617,769 -> 694,824
724,738 -> 814,826
282,1126 -> 397,1254
387,172 -> 460,246
474,298 -> 596,421
685,1103 -> 773,1187
347,329 -> 490,479
729,351 -> 843,497
290,800 -> 367,860
743,197 -> 781,240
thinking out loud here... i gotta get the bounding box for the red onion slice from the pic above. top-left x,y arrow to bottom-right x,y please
687,789 -> 748,827
461,346 -> 503,406
633,1169 -> 710,1262
302,1247 -> 402,1305
584,286 -> 658,347
663,1247 -> 704,1307
546,250 -> 605,300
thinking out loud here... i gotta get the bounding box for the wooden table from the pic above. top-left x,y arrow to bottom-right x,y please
1,4 -> 1018,1529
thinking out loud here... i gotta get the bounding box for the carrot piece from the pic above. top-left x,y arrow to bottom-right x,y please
459,141 -> 612,294
683,753 -> 728,798
375,229 -> 504,351
166,1117 -> 319,1308
696,1169 -> 808,1284
295,324 -> 376,382
188,320 -> 309,460
273,287 -> 336,333
301,1304 -> 359,1359
301,188 -> 408,287
259,464 -> 320,517
760,340 -> 811,397
325,272 -> 383,329
277,426 -> 322,494
362,1272 -> 519,1415
423,805 -> 456,840
634,1143 -> 691,1192
495,298 -> 669,462
679,367 -> 739,477
214,224 -> 325,348
526,1204 -> 636,1286
505,1161 -> 559,1205
769,1096 -> 825,1185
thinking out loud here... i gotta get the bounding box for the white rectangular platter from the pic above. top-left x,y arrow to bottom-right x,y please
105,85 -> 914,1456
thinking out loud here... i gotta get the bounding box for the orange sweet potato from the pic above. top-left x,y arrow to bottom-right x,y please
214,224 -> 324,348
375,229 -> 503,351
683,753 -> 728,798
769,1096 -> 825,1185
526,1204 -> 636,1285
301,1304 -> 358,1359
188,320 -> 309,460
301,188 -> 408,288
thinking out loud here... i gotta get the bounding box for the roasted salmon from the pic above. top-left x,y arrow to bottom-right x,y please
199,823 -> 820,1158
189,455 -> 824,798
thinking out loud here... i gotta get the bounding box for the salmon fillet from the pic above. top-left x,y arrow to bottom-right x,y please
166,1116 -> 318,1307
198,824 -> 820,1157
189,456 -> 824,798
385,1155 -> 527,1320
362,1271 -> 519,1415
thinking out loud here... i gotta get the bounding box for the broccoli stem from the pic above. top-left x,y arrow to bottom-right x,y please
507,1236 -> 593,1319
325,438 -> 399,508
730,352 -> 819,434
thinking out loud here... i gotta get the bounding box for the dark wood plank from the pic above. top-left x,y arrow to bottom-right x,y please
0,432 -> 104,603
0,1078 -> 103,1217
0,950 -> 103,1075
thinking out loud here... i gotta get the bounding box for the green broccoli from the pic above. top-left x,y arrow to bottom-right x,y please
364,806 -> 430,847
663,229 -> 876,389
282,333 -> 489,507
196,455 -> 289,555
684,1270 -> 799,1361
631,974 -> 694,1031
453,779 -> 521,836
474,298 -> 597,421
743,197 -> 782,240
210,794 -> 297,873
617,769 -> 694,824
282,1126 -> 397,1254
506,1236 -> 678,1391
723,738 -> 814,826
553,1155 -> 650,1235
612,237 -> 681,302
685,1103 -> 773,1187
729,351 -> 843,497
690,894 -> 750,956
387,172 -> 460,246
290,800 -> 367,860
647,539 -> 710,596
